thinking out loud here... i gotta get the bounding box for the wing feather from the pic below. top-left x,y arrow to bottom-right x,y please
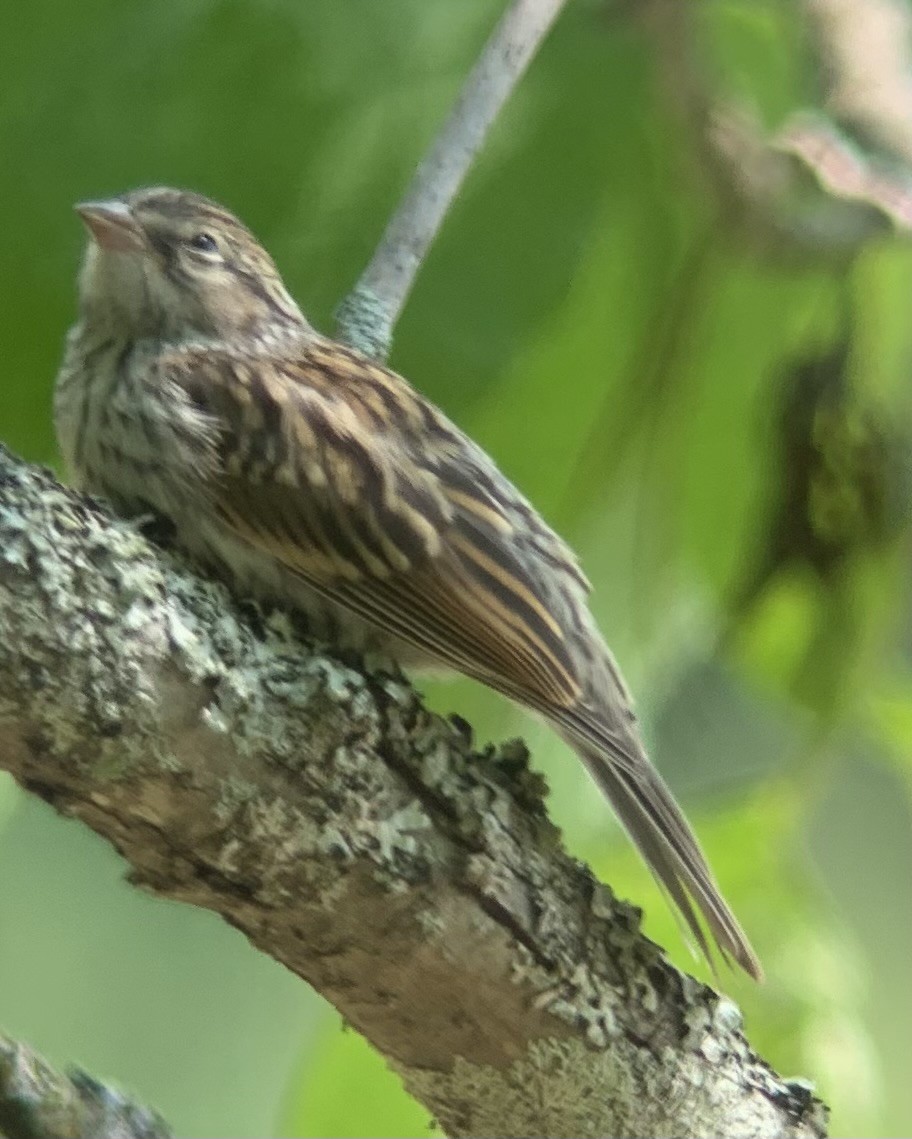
169,340 -> 584,708
163,337 -> 763,979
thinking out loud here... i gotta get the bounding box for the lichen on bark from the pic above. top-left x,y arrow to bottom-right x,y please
0,447 -> 828,1139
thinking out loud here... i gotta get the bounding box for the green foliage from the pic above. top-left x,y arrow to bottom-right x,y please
1,1 -> 910,1136
280,1017 -> 438,1139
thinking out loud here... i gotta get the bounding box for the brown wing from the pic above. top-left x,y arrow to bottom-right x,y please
166,340 -> 764,979
167,338 -> 585,709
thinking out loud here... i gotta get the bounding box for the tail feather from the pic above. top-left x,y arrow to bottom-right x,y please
572,737 -> 762,981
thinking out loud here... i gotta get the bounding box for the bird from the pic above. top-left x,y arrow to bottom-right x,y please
54,186 -> 762,980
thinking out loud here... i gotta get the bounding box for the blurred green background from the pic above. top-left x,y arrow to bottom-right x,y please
1,1 -> 911,1136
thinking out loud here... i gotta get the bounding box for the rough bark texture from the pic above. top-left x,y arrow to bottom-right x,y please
0,446 -> 828,1139
0,1033 -> 172,1139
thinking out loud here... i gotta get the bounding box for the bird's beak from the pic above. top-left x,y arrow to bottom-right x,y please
75,199 -> 145,253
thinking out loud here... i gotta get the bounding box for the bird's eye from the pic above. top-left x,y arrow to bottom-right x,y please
188,232 -> 219,253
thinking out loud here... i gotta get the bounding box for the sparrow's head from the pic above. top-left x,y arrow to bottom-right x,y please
75,187 -> 308,342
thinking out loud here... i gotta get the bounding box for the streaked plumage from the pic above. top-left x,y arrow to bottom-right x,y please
54,186 -> 761,980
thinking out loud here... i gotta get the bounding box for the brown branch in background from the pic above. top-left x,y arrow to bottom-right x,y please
0,1033 -> 172,1139
803,0 -> 912,162
571,0 -> 912,588
640,0 -> 912,683
644,0 -> 912,258
0,447 -> 829,1139
335,0 -> 569,360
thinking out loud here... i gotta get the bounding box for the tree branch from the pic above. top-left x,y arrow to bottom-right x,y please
334,0 -> 568,359
803,0 -> 912,162
0,1032 -> 171,1139
0,445 -> 828,1139
644,0 -> 912,258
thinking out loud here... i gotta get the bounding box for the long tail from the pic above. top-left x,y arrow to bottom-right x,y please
571,733 -> 762,981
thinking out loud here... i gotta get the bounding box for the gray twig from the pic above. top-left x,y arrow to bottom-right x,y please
335,0 -> 568,360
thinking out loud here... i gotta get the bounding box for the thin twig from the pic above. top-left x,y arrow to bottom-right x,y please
335,0 -> 569,360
